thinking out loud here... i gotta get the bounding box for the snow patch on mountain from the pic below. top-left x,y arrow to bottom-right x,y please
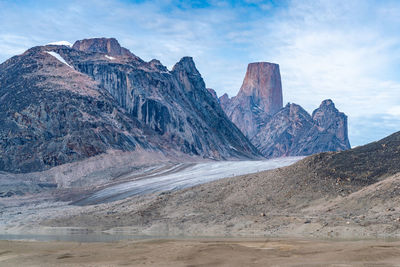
47,41 -> 73,47
105,55 -> 116,60
46,51 -> 74,69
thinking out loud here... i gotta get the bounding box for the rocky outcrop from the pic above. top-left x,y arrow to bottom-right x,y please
250,103 -> 314,157
0,38 -> 260,173
72,37 -> 135,58
219,93 -> 231,108
220,62 -> 282,138
206,88 -> 218,101
220,62 -> 350,158
251,101 -> 350,157
312,99 -> 350,149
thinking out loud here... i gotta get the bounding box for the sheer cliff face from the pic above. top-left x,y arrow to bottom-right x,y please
220,62 -> 283,139
0,38 -> 260,173
69,39 -> 260,161
220,63 -> 351,158
237,62 -> 283,114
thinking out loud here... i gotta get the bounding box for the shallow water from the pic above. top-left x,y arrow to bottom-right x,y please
0,233 -> 144,242
0,232 -> 253,243
2,229 -> 399,243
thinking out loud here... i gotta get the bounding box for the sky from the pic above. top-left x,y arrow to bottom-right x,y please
0,0 -> 399,146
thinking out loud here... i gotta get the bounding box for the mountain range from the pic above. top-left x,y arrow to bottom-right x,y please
0,38 -> 260,173
0,37 -> 350,173
218,62 -> 350,158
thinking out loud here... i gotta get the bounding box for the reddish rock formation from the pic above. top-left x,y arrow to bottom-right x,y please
72,37 -> 136,58
237,62 -> 283,115
220,62 -> 283,138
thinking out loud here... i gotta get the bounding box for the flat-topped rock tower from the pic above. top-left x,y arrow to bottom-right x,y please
237,62 -> 283,115
220,62 -> 283,138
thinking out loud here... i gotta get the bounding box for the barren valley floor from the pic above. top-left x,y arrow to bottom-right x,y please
1,133 -> 400,266
1,238 -> 400,266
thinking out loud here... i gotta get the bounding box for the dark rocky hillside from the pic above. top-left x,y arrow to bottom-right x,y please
306,130 -> 400,187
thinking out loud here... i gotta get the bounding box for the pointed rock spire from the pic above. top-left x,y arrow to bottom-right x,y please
172,56 -> 199,75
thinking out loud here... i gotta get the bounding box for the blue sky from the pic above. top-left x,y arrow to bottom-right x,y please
1,0 -> 399,146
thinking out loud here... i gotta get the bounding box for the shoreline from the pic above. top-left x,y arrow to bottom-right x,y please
1,225 -> 400,243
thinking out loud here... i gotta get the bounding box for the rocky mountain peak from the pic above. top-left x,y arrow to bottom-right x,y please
219,93 -> 231,109
171,57 -> 205,92
219,62 -> 283,139
172,57 -> 198,74
149,59 -> 168,72
286,102 -> 305,116
312,99 -> 343,123
250,99 -> 350,158
72,37 -> 133,57
238,62 -> 283,115
318,99 -> 335,109
312,99 -> 350,148
206,88 -> 218,100
149,59 -> 162,65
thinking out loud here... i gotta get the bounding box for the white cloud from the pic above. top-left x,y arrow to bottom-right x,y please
387,106 -> 400,116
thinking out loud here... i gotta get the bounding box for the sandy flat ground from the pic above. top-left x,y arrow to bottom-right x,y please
1,238 -> 400,267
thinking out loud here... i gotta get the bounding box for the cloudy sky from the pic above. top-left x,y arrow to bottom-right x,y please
0,0 -> 399,146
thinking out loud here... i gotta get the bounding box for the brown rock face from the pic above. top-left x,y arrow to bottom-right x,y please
220,62 -> 283,138
72,38 -> 135,58
238,62 -> 283,115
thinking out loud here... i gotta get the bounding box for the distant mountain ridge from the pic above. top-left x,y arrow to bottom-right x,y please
219,62 -> 351,157
0,38 -> 260,173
